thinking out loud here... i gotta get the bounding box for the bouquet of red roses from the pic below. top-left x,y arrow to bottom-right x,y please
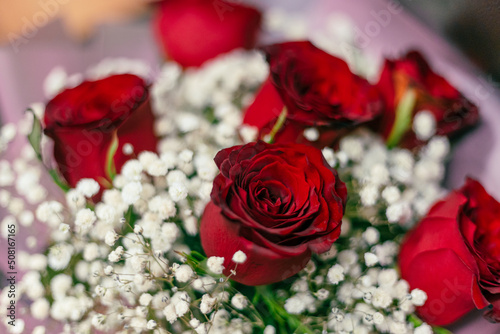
0,1 -> 497,334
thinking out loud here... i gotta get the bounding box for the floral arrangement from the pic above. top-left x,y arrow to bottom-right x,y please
0,1 -> 498,334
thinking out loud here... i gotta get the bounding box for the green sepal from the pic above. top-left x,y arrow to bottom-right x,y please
264,107 -> 288,144
27,108 -> 70,192
105,132 -> 119,181
386,89 -> 417,148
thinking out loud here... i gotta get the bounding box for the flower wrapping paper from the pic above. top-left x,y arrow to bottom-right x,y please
0,0 -> 499,332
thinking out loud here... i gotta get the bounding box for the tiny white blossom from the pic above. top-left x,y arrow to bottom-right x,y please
373,312 -> 384,325
31,298 -> 50,320
364,252 -> 379,267
422,136 -> 449,161
200,294 -> 217,314
163,304 -> 177,324
178,149 -> 194,163
59,223 -> 70,233
104,265 -> 114,275
322,147 -> 337,167
372,289 -> 392,308
122,143 -> 134,155
411,288 -> 427,306
76,178 -> 100,197
413,110 -> 436,141
231,293 -> 248,310
414,323 -> 433,334
377,270 -> 397,288
146,320 -> 157,330
95,285 -> 106,297
190,318 -> 201,329
121,182 -> 143,204
121,160 -> 143,181
239,125 -> 258,143
134,225 -> 144,234
382,186 -> 401,204
327,264 -> 345,285
104,231 -> 119,246
47,244 -> 73,270
174,264 -> 194,283
264,325 -> 276,334
139,293 -> 153,306
360,184 -> 379,206
303,127 -> 319,141
361,228 -> 379,246
207,256 -> 225,274
169,182 -> 188,202
232,250 -> 247,264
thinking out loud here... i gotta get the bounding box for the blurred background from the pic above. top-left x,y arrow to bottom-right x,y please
399,0 -> 500,82
1,0 -> 499,80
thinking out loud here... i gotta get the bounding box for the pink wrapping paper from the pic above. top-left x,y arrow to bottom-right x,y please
0,0 -> 499,332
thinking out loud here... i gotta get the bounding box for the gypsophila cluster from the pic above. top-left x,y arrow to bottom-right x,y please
0,10 -> 446,334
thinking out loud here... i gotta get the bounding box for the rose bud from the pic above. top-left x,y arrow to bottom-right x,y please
152,0 -> 262,68
200,141 -> 347,286
243,41 -> 383,147
399,178 -> 500,326
43,74 -> 158,192
375,51 -> 479,148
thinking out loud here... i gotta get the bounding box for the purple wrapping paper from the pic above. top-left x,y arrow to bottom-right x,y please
0,0 -> 499,332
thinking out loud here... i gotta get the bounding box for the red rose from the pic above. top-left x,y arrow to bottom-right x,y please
399,178 -> 500,326
44,74 -> 158,190
375,51 -> 479,148
200,141 -> 347,285
243,41 -> 383,147
152,0 -> 262,68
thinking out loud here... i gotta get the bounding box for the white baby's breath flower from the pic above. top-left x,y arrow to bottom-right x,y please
327,264 -> 345,284
413,110 -> 436,141
31,298 -> 50,320
231,293 -> 248,310
200,294 -> 217,314
104,230 -> 119,246
75,208 -> 96,230
121,181 -> 143,205
207,256 -> 225,274
121,160 -> 143,181
59,223 -> 70,233
169,182 -> 188,202
410,288 -> 427,306
232,250 -> 247,264
174,264 -> 194,283
414,323 -> 433,334
303,127 -> 319,141
76,178 -> 100,197
362,227 -> 380,245
364,252 -> 379,267
48,243 -> 73,270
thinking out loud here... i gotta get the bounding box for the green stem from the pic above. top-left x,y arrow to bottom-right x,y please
255,286 -> 315,334
265,107 -> 288,144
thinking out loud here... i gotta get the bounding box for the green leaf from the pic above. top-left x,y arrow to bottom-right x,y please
105,132 -> 119,180
26,108 -> 43,161
386,89 -> 417,148
27,109 -> 70,192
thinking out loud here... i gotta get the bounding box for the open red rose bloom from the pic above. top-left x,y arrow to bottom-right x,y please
200,141 -> 347,285
244,41 -> 383,147
399,178 -> 500,326
43,74 -> 158,190
375,51 -> 479,148
153,0 -> 262,68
